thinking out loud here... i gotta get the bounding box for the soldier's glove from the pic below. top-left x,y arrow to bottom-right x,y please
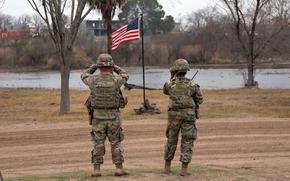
120,73 -> 129,81
87,64 -> 98,74
113,64 -> 122,74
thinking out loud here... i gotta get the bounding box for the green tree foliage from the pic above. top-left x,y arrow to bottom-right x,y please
118,0 -> 175,34
160,15 -> 175,33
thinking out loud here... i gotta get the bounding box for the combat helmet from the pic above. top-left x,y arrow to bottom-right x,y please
170,59 -> 190,72
96,53 -> 114,67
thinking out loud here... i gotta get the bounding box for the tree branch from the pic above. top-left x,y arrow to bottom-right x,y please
234,0 -> 250,56
61,0 -> 68,15
254,21 -> 290,59
27,0 -> 46,21
70,0 -> 75,26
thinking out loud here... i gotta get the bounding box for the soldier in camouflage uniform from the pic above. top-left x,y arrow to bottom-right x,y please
81,53 -> 129,177
163,59 -> 203,176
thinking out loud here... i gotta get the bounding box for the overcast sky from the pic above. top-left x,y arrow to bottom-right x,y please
2,0 -> 214,19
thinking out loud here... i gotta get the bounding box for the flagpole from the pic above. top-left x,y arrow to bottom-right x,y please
140,13 -> 146,106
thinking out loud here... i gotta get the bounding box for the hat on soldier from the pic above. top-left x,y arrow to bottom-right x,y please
96,53 -> 114,67
170,59 -> 190,72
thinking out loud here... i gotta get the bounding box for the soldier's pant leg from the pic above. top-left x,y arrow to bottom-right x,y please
108,115 -> 124,164
91,120 -> 107,165
180,119 -> 197,164
164,110 -> 182,161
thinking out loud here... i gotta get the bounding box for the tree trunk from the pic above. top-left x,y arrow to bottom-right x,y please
247,57 -> 255,87
60,64 -> 70,114
247,38 -> 256,87
107,19 -> 112,55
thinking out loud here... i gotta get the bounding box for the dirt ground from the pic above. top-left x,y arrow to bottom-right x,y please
1,117 -> 290,180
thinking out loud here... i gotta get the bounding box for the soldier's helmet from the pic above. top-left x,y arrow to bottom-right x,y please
96,53 -> 114,67
170,59 -> 190,72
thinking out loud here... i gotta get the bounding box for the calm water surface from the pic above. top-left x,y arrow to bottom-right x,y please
0,68 -> 289,89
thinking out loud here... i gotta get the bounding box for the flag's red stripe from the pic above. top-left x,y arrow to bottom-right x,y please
113,34 -> 139,45
113,34 -> 140,45
112,30 -> 139,43
112,28 -> 127,39
112,33 -> 140,47
112,37 -> 140,50
112,38 -> 140,51
112,30 -> 126,39
113,29 -> 139,41
112,25 -> 127,36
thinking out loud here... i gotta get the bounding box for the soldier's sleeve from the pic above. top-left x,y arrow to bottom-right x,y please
115,66 -> 129,88
163,81 -> 170,95
81,64 -> 98,86
191,82 -> 203,106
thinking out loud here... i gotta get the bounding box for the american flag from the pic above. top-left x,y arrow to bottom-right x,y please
111,18 -> 140,51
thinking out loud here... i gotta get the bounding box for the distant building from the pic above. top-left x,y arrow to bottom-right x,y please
85,20 -> 124,36
29,27 -> 39,37
0,31 -> 30,40
172,22 -> 182,32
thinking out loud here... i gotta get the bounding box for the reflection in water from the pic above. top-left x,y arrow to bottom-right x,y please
0,68 -> 289,89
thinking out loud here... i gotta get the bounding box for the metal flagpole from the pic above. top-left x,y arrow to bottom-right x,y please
140,13 -> 146,106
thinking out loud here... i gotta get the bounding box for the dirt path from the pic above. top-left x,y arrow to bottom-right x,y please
1,117 -> 290,180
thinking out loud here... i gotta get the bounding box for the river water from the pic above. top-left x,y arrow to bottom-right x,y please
0,68 -> 289,90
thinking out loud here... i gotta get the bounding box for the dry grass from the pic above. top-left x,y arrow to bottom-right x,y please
4,165 -> 249,181
0,88 -> 289,123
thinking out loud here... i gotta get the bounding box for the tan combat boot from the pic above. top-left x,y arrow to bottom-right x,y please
164,161 -> 171,174
91,164 -> 101,177
115,163 -> 128,176
180,163 -> 190,176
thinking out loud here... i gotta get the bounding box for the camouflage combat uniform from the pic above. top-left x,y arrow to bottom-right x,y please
163,62 -> 203,165
81,64 -> 129,165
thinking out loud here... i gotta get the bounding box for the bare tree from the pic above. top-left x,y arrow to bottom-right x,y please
186,6 -> 221,34
0,13 -> 14,31
16,14 -> 31,33
27,0 -> 95,114
220,0 -> 290,87
31,14 -> 45,29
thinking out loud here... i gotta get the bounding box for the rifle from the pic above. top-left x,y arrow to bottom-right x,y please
124,83 -> 161,91
85,97 -> 93,125
191,70 -> 199,80
191,70 -> 200,119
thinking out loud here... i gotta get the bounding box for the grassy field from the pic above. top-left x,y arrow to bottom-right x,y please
0,88 -> 289,123
4,165 -> 250,181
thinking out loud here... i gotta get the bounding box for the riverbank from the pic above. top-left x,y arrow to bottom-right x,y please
1,62 -> 290,73
194,62 -> 290,69
1,88 -> 289,123
1,68 -> 290,90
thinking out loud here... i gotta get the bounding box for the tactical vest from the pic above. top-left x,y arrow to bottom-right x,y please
168,78 -> 195,109
90,74 -> 120,109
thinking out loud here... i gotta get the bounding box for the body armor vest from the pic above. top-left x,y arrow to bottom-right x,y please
90,74 -> 119,109
168,78 -> 195,109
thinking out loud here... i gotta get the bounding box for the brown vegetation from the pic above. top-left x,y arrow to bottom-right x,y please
0,88 -> 289,123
